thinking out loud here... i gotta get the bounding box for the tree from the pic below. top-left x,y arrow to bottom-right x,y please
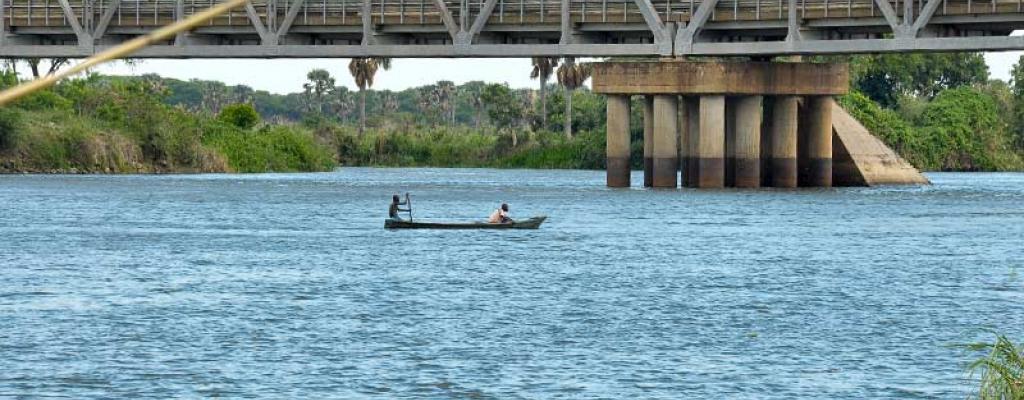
218,103 -> 260,129
849,53 -> 989,108
329,87 -> 356,121
481,83 -> 525,146
302,69 -> 334,115
25,58 -> 69,78
232,85 -> 255,104
382,92 -> 399,114
416,87 -> 436,126
433,80 -> 456,126
348,57 -> 391,135
530,57 -> 558,130
1011,55 -> 1024,150
465,86 -> 485,128
556,57 -> 592,139
198,81 -> 229,114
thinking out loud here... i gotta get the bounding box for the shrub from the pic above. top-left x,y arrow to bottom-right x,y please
0,107 -> 23,150
839,91 -> 923,166
218,103 -> 260,129
15,90 -> 73,112
202,121 -> 335,172
916,87 -> 1021,170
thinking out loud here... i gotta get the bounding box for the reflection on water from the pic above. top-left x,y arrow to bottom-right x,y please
1,169 -> 1023,398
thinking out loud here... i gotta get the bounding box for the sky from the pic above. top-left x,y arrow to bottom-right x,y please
91,52 -> 1024,95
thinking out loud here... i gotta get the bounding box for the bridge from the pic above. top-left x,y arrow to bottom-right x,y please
0,0 -> 1021,57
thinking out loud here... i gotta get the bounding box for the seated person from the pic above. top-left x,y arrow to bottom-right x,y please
389,194 -> 409,220
488,203 -> 512,224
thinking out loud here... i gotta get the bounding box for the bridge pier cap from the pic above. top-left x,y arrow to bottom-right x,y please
591,61 -> 849,96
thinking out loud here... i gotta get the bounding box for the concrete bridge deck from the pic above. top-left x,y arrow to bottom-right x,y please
0,0 -> 1021,57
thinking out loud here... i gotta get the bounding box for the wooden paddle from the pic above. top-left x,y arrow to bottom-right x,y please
405,193 -> 413,222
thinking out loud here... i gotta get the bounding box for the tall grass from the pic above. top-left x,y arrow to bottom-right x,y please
965,335 -> 1024,400
320,125 -> 606,169
203,121 -> 335,172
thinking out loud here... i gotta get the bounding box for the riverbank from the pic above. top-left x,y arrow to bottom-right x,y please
2,72 -> 1023,174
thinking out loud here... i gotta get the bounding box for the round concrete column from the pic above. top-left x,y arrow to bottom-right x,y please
770,96 -> 799,188
732,95 -> 763,188
606,94 -> 631,187
652,95 -> 679,188
697,95 -> 726,188
801,96 -> 833,187
678,96 -> 691,187
685,99 -> 700,187
725,98 -> 737,187
642,96 -> 654,187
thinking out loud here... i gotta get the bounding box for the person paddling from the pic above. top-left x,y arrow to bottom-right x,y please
488,203 -> 512,224
389,194 -> 410,220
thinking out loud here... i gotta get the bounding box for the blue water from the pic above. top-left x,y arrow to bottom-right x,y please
1,169 -> 1022,398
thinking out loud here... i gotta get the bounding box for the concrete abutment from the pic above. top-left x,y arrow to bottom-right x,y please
592,61 -> 928,189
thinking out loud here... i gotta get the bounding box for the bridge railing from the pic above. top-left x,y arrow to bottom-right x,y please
5,0 -> 1021,30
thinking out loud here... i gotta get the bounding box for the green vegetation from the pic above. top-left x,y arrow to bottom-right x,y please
839,87 -> 1024,171
837,53 -> 1024,171
4,53 -> 1024,173
0,73 -> 337,173
218,103 -> 260,129
964,335 -> 1024,400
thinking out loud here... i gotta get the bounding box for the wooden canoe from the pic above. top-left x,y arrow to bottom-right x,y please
385,216 -> 547,229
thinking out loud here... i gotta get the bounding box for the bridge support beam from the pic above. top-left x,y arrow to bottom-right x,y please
652,95 -> 679,188
800,96 -> 833,187
606,94 -> 631,188
642,96 -> 654,187
769,96 -> 799,188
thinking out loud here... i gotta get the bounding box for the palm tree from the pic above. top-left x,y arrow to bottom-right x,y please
199,81 -> 229,114
382,92 -> 399,114
556,57 -> 592,139
348,57 -> 392,135
303,69 -> 335,115
329,87 -> 355,121
465,86 -> 485,128
530,57 -> 558,131
417,87 -> 435,126
433,80 -> 457,126
233,85 -> 255,104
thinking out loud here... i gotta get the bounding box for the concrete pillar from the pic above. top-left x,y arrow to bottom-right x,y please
652,95 -> 678,188
697,95 -> 726,188
606,95 -> 631,187
731,96 -> 763,188
801,96 -> 833,187
770,96 -> 799,188
642,96 -> 654,187
685,99 -> 700,187
678,96 -> 690,187
760,97 -> 774,187
725,98 -> 737,187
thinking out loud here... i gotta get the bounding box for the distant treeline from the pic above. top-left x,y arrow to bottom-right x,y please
1,53 -> 1024,173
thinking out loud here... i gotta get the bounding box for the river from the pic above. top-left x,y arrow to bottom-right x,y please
1,168 -> 1022,398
